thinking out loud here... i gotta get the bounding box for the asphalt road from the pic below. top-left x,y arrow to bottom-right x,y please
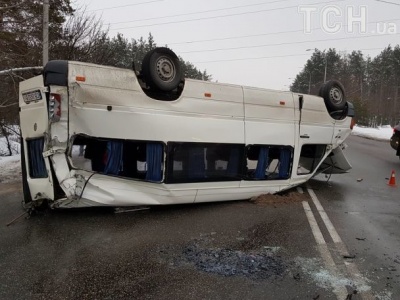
309,135 -> 400,299
0,135 -> 399,300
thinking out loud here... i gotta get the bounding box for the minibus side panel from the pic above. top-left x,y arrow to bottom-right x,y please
243,87 -> 296,146
68,78 -> 245,144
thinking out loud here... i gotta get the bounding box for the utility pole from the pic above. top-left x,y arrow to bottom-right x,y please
43,0 -> 49,66
0,9 -> 3,32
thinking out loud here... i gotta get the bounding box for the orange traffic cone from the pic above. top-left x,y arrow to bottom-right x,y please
388,170 -> 397,187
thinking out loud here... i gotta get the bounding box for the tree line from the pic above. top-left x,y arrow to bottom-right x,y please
0,0 -> 211,154
291,46 -> 400,127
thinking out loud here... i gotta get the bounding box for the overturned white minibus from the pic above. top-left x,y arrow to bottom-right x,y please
19,48 -> 354,208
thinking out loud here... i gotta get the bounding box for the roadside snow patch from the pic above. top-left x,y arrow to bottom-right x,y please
0,135 -> 20,156
0,155 -> 21,183
0,135 -> 21,183
352,125 -> 393,141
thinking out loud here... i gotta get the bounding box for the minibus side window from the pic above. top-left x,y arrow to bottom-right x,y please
297,144 -> 327,175
245,145 -> 293,180
70,135 -> 164,182
27,137 -> 48,178
165,143 -> 244,183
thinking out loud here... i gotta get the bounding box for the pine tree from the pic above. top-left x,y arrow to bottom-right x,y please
291,46 -> 400,126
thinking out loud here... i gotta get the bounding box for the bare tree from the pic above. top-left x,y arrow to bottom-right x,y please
53,10 -> 111,63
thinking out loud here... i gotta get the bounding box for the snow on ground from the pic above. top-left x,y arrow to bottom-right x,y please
0,125 -> 395,183
0,154 -> 22,184
351,125 -> 393,141
0,137 -> 20,156
0,136 -> 22,183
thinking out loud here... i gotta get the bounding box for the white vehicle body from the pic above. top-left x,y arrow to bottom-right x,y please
19,59 -> 353,208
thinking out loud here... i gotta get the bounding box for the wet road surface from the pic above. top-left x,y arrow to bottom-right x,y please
1,185 -> 331,300
309,135 -> 400,299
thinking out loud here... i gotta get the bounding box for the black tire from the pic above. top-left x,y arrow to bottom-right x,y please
319,80 -> 346,112
20,139 -> 32,204
141,47 -> 182,92
390,134 -> 400,151
390,135 -> 397,150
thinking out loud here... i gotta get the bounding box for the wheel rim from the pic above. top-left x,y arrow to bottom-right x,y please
156,56 -> 176,82
329,87 -> 344,105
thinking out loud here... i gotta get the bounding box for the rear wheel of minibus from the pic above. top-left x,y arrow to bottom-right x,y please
319,80 -> 346,111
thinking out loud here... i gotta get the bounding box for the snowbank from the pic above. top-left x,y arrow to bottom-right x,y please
0,136 -> 20,156
0,154 -> 21,183
351,125 -> 393,141
0,135 -> 21,183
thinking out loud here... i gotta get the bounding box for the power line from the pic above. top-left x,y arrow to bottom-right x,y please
374,0 -> 400,6
88,0 -> 163,12
168,29 -> 304,45
194,53 -> 310,64
164,18 -> 400,46
192,47 -> 386,64
3,17 -> 399,42
179,32 -> 400,54
106,0 -> 295,26
109,0 -> 345,31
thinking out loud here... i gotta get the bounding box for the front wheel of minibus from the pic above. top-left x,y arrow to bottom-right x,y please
141,47 -> 183,92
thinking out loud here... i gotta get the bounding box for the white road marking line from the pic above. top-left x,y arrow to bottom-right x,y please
303,201 -> 325,245
307,188 -> 375,300
296,186 -> 304,194
308,188 -> 343,244
302,201 -> 348,300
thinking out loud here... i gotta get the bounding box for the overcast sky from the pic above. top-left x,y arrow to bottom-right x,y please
76,0 -> 400,90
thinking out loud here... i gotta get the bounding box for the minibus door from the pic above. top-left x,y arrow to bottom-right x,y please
19,76 -> 54,202
293,95 -> 335,179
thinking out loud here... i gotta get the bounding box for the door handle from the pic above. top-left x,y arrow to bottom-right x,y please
300,134 -> 310,139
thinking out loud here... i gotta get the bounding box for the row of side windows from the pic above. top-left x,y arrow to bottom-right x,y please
69,136 -> 326,183
165,143 -> 293,183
